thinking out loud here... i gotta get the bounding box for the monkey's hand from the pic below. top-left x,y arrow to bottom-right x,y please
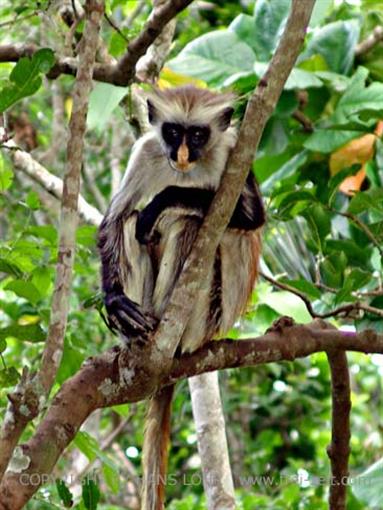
104,292 -> 158,339
136,186 -> 214,245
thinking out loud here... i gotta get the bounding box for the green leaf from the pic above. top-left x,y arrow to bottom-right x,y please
301,204 -> 331,251
252,0 -> 291,61
301,20 -> 360,74
87,83 -> 127,131
102,463 -> 120,494
0,338 -> 6,353
261,151 -> 308,194
0,367 -> 20,388
304,130 -> 360,153
0,155 -> 13,192
82,478 -> 100,510
260,290 -> 312,323
168,31 -> 256,87
26,225 -> 58,245
348,189 -> 383,214
353,458 -> 383,508
332,67 -> 383,125
31,267 -> 52,298
309,0 -> 333,27
25,190 -> 40,210
0,324 -> 46,343
74,431 -> 119,471
56,479 -> 74,508
0,256 -> 23,278
0,49 -> 55,113
280,279 -> 321,300
229,14 -> 258,52
4,280 -> 41,305
320,253 -> 347,288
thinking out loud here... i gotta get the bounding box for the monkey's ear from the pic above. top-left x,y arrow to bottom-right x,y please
147,100 -> 156,124
218,107 -> 234,131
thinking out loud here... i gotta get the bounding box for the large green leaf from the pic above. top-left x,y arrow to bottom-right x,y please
304,130 -> 360,153
252,0 -> 291,61
331,67 -> 383,124
301,20 -> 360,74
0,324 -> 46,343
168,31 -> 256,86
0,48 -> 55,112
4,280 -> 41,305
87,83 -> 127,131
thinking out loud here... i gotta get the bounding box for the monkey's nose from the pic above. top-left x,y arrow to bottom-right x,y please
177,141 -> 190,170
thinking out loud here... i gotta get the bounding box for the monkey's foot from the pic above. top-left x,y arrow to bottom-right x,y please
105,293 -> 158,338
266,316 -> 295,334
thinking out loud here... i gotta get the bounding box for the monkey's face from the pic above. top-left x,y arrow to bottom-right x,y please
161,122 -> 210,173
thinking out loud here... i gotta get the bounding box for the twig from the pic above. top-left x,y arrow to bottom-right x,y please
104,12 -> 130,43
260,272 -> 383,319
326,350 -> 351,510
0,12 -> 37,29
135,0 -> 177,83
330,208 -> 383,258
292,110 -> 313,132
355,25 -> 383,56
39,0 -> 104,394
2,139 -> 102,226
82,164 -> 107,213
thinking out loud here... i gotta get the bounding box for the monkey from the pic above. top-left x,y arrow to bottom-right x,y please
97,85 -> 265,510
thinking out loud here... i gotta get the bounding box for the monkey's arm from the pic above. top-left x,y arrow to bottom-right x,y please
98,209 -> 157,339
136,172 -> 265,244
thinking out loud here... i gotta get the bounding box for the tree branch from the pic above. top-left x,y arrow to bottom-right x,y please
1,140 -> 102,226
327,350 -> 351,510
260,272 -> 383,319
0,0 -> 193,86
0,319 -> 382,508
355,25 -> 383,56
39,0 -> 104,394
153,0 -> 317,361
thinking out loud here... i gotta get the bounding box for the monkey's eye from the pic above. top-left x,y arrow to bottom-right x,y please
162,123 -> 183,145
188,126 -> 210,147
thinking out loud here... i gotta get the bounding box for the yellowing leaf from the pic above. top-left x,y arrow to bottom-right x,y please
329,127 -> 381,195
158,67 -> 207,89
339,167 -> 366,195
330,133 -> 375,176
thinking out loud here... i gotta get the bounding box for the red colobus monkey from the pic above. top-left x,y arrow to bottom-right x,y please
98,86 -> 265,509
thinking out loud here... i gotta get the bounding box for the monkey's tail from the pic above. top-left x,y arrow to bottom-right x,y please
141,384 -> 175,510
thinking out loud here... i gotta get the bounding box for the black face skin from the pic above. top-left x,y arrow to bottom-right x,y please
162,122 -> 210,163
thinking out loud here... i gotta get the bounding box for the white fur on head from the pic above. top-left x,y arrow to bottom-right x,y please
147,85 -> 235,129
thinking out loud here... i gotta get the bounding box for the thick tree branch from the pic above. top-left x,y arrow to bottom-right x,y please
0,319 -> 382,508
0,0 -> 193,86
153,0 -> 317,361
327,350 -> 351,510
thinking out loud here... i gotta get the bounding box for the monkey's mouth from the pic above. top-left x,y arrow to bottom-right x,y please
168,158 -> 196,173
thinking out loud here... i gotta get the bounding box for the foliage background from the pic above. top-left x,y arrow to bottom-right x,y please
0,0 -> 383,508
